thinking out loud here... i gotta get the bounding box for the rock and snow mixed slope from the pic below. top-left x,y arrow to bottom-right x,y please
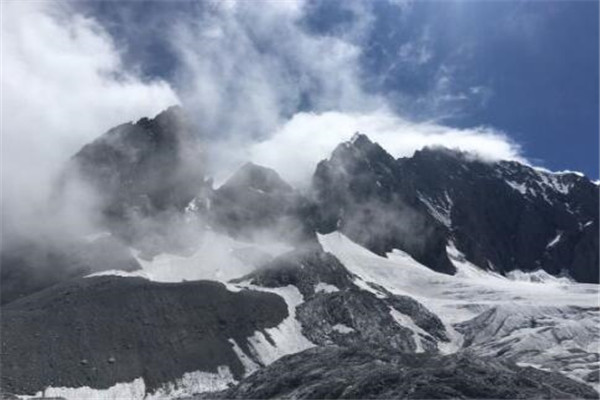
2,108 -> 598,399
1,276 -> 289,398
319,231 -> 600,389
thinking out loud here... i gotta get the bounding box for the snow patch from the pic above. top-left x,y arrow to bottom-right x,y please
17,379 -> 146,400
85,269 -> 150,280
331,323 -> 354,334
147,367 -> 235,399
17,367 -> 236,400
315,282 -> 339,294
241,284 -> 314,366
417,193 -> 451,227
228,339 -> 261,375
506,269 -> 572,284
505,180 -> 528,195
546,232 -> 562,248
389,308 -> 428,353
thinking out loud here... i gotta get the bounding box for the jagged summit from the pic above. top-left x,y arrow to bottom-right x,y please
70,105 -> 205,216
219,162 -> 293,194
398,145 -> 599,282
313,134 -> 455,275
211,161 -> 316,244
310,131 -> 598,282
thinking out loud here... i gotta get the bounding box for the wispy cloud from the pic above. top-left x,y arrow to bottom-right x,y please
3,0 -> 527,219
1,1 -> 178,237
249,110 -> 523,185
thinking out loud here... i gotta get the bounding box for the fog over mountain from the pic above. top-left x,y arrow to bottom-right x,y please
1,1 -> 598,399
1,106 -> 598,399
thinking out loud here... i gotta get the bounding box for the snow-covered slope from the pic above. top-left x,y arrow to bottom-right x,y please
318,232 -> 600,389
130,230 -> 291,283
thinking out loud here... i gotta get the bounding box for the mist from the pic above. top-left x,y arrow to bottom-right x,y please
2,0 -> 526,263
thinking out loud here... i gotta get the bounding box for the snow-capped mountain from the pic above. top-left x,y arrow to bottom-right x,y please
2,107 -> 598,399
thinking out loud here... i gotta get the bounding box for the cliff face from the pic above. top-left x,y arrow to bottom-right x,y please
397,146 -> 599,283
312,135 -> 599,283
69,106 -> 209,220
311,134 -> 455,274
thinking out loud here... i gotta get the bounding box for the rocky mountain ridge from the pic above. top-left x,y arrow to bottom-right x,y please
66,107 -> 600,283
2,107 -> 598,399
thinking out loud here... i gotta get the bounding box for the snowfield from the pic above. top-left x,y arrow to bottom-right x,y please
17,368 -> 236,400
318,232 -> 600,390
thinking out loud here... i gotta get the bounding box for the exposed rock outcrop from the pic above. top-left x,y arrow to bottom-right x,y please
191,345 -> 599,399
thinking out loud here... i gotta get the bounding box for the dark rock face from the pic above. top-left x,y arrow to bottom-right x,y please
192,345 -> 599,399
296,288 -> 449,353
398,147 -> 599,283
0,235 -> 140,305
235,248 -> 354,299
68,106 -> 210,230
312,134 -> 455,274
296,290 -> 419,352
311,135 -> 598,283
210,163 -> 317,245
1,277 -> 288,395
385,293 -> 449,342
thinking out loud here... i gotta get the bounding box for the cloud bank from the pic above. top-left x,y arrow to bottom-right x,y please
249,110 -> 524,185
159,0 -> 523,183
1,1 -> 178,239
2,0 -> 527,240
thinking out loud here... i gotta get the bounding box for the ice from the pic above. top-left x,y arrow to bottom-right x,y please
318,231 -> 599,386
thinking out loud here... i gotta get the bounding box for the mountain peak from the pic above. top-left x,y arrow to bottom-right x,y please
220,162 -> 293,194
350,132 -> 372,146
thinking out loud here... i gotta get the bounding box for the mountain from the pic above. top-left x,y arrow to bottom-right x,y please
1,276 -> 287,396
312,134 -> 455,274
66,106 -> 211,250
0,234 -> 141,305
314,134 -> 598,283
2,109 -> 598,399
399,145 -> 599,283
210,162 -> 317,244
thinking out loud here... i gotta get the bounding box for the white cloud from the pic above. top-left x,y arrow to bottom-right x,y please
249,110 -> 524,185
1,1 -> 179,237
1,0 -> 528,234
156,0 -> 523,185
169,0 -> 382,139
